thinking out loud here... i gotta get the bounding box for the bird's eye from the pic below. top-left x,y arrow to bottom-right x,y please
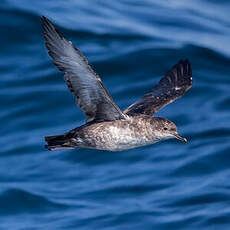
164,127 -> 168,131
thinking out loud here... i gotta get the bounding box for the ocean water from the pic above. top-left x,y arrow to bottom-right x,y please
1,0 -> 230,229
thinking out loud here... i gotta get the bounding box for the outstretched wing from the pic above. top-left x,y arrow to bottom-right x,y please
124,60 -> 192,116
42,16 -> 125,123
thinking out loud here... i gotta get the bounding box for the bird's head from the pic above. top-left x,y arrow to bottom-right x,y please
151,117 -> 187,143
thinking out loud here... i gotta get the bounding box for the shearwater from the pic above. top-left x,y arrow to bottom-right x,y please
42,16 -> 192,151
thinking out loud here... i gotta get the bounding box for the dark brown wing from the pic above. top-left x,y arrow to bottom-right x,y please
41,16 -> 126,123
124,60 -> 192,116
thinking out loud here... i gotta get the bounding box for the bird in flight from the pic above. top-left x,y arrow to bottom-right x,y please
41,16 -> 192,151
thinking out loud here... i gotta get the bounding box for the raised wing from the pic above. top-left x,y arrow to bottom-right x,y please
124,60 -> 192,116
42,16 -> 125,123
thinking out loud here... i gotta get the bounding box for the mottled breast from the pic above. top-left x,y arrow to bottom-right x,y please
75,116 -> 159,151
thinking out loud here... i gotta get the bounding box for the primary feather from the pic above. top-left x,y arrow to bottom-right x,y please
42,16 -> 125,123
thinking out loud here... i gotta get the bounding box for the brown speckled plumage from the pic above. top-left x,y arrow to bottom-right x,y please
42,16 -> 192,151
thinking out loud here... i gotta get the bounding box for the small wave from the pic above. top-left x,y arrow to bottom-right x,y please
0,189 -> 67,215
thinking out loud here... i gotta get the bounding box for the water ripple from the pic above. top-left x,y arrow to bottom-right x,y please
1,0 -> 230,229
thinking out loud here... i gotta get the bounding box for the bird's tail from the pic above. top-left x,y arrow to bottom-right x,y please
45,134 -> 75,151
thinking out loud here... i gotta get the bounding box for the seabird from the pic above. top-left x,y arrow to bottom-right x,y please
41,16 -> 192,151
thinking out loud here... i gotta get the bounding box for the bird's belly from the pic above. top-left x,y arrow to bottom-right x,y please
110,136 -> 156,151
88,125 -> 158,151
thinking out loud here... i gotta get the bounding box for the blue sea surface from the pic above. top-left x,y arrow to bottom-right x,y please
1,0 -> 230,229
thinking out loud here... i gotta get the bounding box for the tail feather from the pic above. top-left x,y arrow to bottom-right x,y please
45,134 -> 75,151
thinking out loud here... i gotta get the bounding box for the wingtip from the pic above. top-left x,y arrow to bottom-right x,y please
165,58 -> 193,88
181,59 -> 192,85
41,16 -> 50,31
41,16 -> 48,25
177,59 -> 192,71
41,16 -> 65,41
41,16 -> 54,29
41,16 -> 50,23
183,59 -> 191,69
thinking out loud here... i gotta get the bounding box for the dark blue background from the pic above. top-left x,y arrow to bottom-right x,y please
1,0 -> 230,229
